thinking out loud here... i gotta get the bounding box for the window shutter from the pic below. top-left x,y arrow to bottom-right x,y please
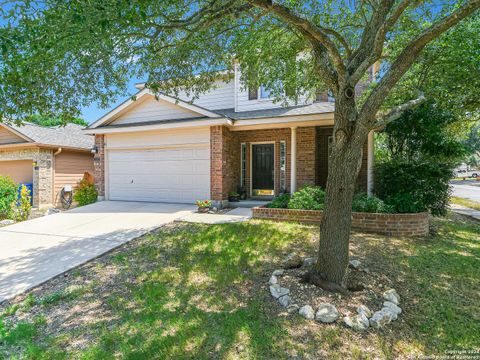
248,86 -> 258,100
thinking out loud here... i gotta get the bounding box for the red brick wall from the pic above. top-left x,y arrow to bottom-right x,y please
252,207 -> 429,236
93,135 -> 105,197
210,126 -> 239,201
316,127 -> 368,192
234,128 -> 291,197
296,127 -> 317,189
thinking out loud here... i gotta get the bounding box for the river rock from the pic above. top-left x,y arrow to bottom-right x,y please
269,284 -> 289,299
369,309 -> 393,328
315,303 -> 339,323
269,275 -> 278,285
349,259 -> 362,269
383,289 -> 400,305
303,257 -> 316,267
357,305 -> 372,318
278,295 -> 292,307
272,269 -> 284,276
344,313 -> 370,331
299,305 -> 315,320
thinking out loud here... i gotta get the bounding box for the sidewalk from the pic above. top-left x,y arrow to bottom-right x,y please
176,207 -> 252,224
450,204 -> 480,221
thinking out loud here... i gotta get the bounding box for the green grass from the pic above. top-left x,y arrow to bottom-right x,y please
451,196 -> 480,211
0,217 -> 479,359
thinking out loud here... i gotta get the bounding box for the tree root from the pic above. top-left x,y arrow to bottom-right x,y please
301,272 -> 350,295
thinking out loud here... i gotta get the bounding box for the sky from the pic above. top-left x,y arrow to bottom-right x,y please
80,76 -> 142,124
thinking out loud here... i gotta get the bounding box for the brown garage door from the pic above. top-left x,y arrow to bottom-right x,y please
0,160 -> 33,183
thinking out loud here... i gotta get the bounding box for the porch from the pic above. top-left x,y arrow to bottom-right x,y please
210,125 -> 374,207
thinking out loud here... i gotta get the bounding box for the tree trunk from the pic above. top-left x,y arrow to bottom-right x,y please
311,92 -> 369,288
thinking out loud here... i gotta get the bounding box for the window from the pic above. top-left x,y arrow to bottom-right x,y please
280,141 -> 286,193
240,143 -> 247,188
248,87 -> 258,100
259,85 -> 272,99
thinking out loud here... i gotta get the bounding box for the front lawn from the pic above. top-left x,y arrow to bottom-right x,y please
1,215 -> 479,359
451,196 -> 480,211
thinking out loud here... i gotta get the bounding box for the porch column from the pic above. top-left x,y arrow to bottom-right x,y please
291,127 -> 297,193
367,131 -> 374,195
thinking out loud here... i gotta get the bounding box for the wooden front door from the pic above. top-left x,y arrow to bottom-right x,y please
252,144 -> 274,195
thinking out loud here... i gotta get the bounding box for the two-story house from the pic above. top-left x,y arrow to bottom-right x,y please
85,65 -> 374,207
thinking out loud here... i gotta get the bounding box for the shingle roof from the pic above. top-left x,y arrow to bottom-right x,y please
9,123 -> 93,150
214,101 -> 335,120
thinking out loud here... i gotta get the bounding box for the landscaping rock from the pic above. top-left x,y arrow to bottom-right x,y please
278,295 -> 292,307
303,257 -> 316,267
344,313 -> 370,331
383,289 -> 400,305
269,275 -> 278,285
46,208 -> 60,216
299,305 -> 315,320
383,301 -> 402,315
283,252 -> 303,269
356,305 -> 372,318
287,304 -> 300,314
369,309 -> 393,328
0,219 -> 15,226
315,303 -> 339,323
349,259 -> 362,269
272,269 -> 284,276
269,284 -> 289,299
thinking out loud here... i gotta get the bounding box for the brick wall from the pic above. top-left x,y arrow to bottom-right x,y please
316,127 -> 368,192
0,147 -> 53,208
234,128 -> 291,197
210,126 -> 239,201
93,135 -> 105,197
296,127 -> 317,189
252,207 -> 429,236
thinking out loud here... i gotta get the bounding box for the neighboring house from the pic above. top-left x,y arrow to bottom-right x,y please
0,123 -> 94,208
85,66 -> 374,207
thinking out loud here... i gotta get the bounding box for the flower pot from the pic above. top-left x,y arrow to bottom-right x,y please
229,195 -> 240,202
198,207 -> 209,213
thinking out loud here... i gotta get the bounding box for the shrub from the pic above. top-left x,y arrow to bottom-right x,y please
266,193 -> 291,208
73,179 -> 98,206
0,176 -> 18,219
375,160 -> 452,215
15,185 -> 32,221
288,186 -> 325,210
351,193 -> 394,213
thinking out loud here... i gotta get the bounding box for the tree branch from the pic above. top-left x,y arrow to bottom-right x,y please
374,95 -> 426,128
248,0 -> 346,81
359,0 -> 480,124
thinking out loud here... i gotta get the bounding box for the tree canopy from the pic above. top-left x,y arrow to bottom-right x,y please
0,1 -> 478,121
27,114 -> 88,127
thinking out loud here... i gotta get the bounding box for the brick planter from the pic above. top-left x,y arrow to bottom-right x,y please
252,207 -> 429,236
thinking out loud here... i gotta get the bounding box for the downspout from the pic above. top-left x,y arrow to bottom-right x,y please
52,148 -> 62,205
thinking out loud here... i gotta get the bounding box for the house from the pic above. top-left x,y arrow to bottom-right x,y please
0,123 -> 94,208
85,67 -> 374,207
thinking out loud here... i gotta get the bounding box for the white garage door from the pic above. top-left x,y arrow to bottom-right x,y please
108,146 -> 210,203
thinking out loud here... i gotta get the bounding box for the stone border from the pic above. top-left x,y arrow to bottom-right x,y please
252,207 -> 429,236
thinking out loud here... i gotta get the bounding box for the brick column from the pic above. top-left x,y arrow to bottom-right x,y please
210,126 -> 237,208
93,135 -> 105,199
296,126 -> 317,189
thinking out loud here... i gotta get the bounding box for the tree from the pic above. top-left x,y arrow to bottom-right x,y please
28,115 -> 88,127
1,0 -> 479,288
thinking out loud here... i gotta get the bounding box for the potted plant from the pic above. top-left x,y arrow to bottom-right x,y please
228,191 -> 240,202
237,186 -> 247,200
195,200 -> 212,213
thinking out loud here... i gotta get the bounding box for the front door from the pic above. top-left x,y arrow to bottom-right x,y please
252,143 -> 274,196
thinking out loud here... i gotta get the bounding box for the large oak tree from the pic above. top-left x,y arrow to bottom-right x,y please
1,0 -> 479,287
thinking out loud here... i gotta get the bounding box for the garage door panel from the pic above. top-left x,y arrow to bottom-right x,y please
107,145 -> 210,203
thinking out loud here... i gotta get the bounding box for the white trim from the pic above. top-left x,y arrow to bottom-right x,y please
240,142 -> 246,188
88,89 -> 223,129
250,141 -> 276,197
230,115 -> 333,131
84,118 -> 232,134
291,127 -> 297,193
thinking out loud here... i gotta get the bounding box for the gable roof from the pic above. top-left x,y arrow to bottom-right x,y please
87,88 -> 224,129
1,123 -> 94,150
214,102 -> 335,120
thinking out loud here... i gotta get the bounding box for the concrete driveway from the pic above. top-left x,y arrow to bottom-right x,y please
0,201 -> 195,303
